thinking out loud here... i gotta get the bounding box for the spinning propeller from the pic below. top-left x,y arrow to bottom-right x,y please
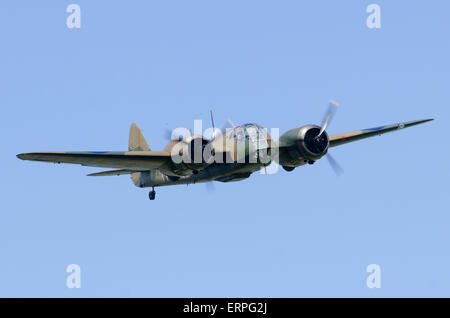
318,100 -> 344,176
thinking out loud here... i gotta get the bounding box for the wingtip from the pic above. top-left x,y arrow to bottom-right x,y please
417,118 -> 434,124
407,118 -> 434,126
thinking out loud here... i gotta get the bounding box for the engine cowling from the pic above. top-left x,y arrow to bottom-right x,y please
279,124 -> 329,166
164,134 -> 212,176
183,135 -> 211,170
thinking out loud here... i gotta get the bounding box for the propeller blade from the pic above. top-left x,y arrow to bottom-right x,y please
318,99 -> 340,137
220,119 -> 235,133
205,181 -> 215,192
326,152 -> 344,176
209,119 -> 235,139
164,127 -> 190,141
163,129 -> 173,141
227,119 -> 236,128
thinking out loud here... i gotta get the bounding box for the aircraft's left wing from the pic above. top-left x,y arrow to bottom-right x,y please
329,118 -> 433,148
16,151 -> 171,170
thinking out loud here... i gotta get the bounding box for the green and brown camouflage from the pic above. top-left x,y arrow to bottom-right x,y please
16,117 -> 433,196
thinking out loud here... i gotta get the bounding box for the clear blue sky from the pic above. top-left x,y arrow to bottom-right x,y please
1,0 -> 448,297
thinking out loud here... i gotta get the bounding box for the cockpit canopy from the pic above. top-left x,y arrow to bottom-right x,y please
226,123 -> 268,142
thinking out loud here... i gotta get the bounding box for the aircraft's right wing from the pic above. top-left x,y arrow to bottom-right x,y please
328,118 -> 433,148
16,151 -> 171,170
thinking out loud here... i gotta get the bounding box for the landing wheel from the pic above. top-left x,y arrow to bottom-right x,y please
149,188 -> 156,200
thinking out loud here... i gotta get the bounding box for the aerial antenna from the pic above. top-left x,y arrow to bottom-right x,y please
210,110 -> 216,139
210,110 -> 216,131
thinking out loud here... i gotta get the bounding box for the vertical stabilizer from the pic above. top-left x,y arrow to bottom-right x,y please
129,123 -> 151,187
129,123 -> 151,151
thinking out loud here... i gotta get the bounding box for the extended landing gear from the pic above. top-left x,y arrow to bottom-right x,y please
149,187 -> 156,201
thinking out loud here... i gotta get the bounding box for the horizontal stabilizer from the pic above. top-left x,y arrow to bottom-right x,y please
87,169 -> 138,177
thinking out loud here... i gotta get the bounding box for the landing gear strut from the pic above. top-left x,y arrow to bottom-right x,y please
149,187 -> 156,200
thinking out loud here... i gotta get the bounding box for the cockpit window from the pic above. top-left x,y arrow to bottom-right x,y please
227,125 -> 268,146
235,127 -> 245,141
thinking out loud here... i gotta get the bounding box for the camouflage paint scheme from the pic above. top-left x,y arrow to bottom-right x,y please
17,118 -> 433,189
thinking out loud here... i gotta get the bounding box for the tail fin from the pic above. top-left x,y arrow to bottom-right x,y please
129,123 -> 151,151
129,123 -> 150,187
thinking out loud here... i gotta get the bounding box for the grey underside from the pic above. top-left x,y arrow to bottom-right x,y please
137,162 -> 263,188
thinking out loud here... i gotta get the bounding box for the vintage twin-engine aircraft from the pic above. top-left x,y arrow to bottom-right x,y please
17,101 -> 433,200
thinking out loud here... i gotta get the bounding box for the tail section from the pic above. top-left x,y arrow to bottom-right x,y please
129,123 -> 151,151
129,123 -> 151,187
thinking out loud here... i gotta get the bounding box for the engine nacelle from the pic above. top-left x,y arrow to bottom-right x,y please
163,134 -> 213,176
279,125 -> 329,167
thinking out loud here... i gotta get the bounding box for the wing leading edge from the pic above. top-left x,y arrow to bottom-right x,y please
16,151 -> 171,170
329,118 -> 433,148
